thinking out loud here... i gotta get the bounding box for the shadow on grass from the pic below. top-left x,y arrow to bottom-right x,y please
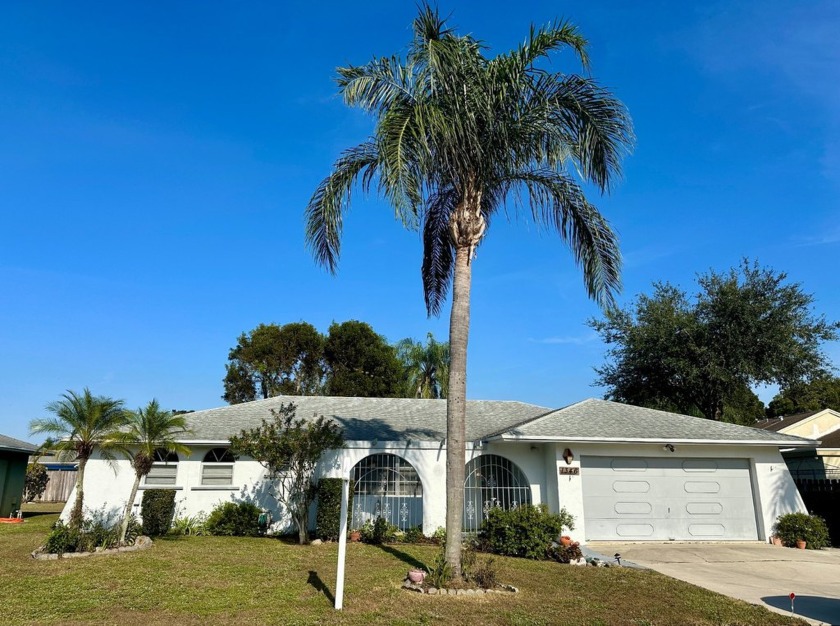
375,543 -> 428,570
307,570 -> 335,604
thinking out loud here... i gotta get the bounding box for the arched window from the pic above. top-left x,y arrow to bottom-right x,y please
144,448 -> 179,486
463,454 -> 532,532
201,448 -> 235,486
351,453 -> 423,531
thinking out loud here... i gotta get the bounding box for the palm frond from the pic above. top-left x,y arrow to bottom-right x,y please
498,168 -> 622,308
546,75 -> 634,192
421,187 -> 457,316
305,141 -> 380,272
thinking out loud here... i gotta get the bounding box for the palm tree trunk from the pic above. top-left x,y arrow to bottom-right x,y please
120,472 -> 142,543
444,244 -> 472,577
70,456 -> 87,528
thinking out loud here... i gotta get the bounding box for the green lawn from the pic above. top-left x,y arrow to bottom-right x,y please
1,504 -> 805,626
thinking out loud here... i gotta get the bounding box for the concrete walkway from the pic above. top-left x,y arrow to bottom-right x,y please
588,542 -> 840,625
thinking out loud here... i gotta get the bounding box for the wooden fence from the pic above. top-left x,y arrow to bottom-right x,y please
793,473 -> 840,547
34,469 -> 77,503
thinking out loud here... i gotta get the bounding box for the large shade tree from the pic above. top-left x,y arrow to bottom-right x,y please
115,400 -> 191,543
29,389 -> 128,528
305,6 -> 632,574
590,261 -> 839,422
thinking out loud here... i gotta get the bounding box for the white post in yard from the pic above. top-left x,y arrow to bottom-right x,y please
335,475 -> 350,610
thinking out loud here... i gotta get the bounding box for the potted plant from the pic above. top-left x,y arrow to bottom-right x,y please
349,529 -> 362,542
771,535 -> 782,546
773,512 -> 830,550
407,568 -> 426,583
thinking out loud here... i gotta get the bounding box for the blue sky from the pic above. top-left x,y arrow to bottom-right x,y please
2,1 -> 838,443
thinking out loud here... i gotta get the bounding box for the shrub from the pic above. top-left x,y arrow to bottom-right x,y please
774,512 -> 830,549
426,547 -> 453,588
171,513 -> 209,536
461,547 -> 498,589
403,525 -> 424,544
141,490 -> 177,537
358,516 -> 397,544
24,463 -> 49,502
315,478 -> 353,541
43,510 -> 140,554
44,521 -> 81,554
431,526 -> 446,545
479,504 -> 575,560
205,501 -> 262,537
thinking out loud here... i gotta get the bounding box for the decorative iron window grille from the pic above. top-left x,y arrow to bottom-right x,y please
463,454 -> 531,532
351,453 -> 423,531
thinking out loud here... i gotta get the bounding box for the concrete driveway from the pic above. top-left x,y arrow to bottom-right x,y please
589,542 -> 840,625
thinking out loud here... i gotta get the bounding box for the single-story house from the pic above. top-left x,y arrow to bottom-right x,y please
0,434 -> 38,517
756,408 -> 840,478
66,396 -> 812,543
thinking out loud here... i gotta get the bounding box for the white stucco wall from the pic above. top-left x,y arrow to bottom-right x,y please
64,439 -> 807,542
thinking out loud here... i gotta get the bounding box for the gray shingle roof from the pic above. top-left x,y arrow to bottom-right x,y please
181,395 -> 552,442
0,434 -> 38,454
755,411 -> 818,432
490,398 -> 814,446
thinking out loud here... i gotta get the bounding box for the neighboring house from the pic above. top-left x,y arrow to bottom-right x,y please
66,396 -> 811,543
0,434 -> 38,517
756,409 -> 840,478
29,454 -> 78,503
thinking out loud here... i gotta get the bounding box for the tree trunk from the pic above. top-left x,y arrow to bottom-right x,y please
120,472 -> 142,543
70,456 -> 87,528
296,511 -> 308,544
444,244 -> 473,577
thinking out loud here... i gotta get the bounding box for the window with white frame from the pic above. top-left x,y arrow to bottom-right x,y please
144,449 -> 179,486
201,448 -> 235,486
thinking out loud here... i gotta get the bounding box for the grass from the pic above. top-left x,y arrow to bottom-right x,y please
1,503 -> 806,626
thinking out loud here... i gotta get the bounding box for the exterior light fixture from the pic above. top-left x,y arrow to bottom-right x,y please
562,448 -> 574,465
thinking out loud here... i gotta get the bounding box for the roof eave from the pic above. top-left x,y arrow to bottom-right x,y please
487,434 -> 816,447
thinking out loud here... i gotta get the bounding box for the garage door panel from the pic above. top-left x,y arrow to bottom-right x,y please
581,456 -> 758,541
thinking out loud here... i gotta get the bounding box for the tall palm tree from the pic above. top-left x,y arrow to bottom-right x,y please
306,5 -> 633,575
396,333 -> 450,399
30,389 -> 128,528
115,400 -> 191,542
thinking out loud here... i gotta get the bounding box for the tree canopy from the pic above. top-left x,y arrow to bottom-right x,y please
590,261 -> 839,423
323,320 -> 403,397
223,322 -> 324,403
114,399 -> 191,542
30,389 -> 128,527
767,373 -> 840,417
305,4 -> 631,576
396,332 -> 450,398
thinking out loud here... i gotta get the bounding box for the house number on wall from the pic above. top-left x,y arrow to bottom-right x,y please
559,467 -> 579,475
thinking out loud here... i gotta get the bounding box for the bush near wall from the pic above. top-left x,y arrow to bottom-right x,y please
315,478 -> 353,541
774,512 -> 831,549
479,504 -> 575,560
205,502 -> 262,537
141,490 -> 177,537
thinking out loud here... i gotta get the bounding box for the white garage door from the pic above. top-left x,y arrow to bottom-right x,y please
581,456 -> 758,541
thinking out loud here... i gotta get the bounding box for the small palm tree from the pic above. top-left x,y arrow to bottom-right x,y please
115,400 -> 191,542
306,5 -> 632,575
30,389 -> 128,528
396,333 -> 450,398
